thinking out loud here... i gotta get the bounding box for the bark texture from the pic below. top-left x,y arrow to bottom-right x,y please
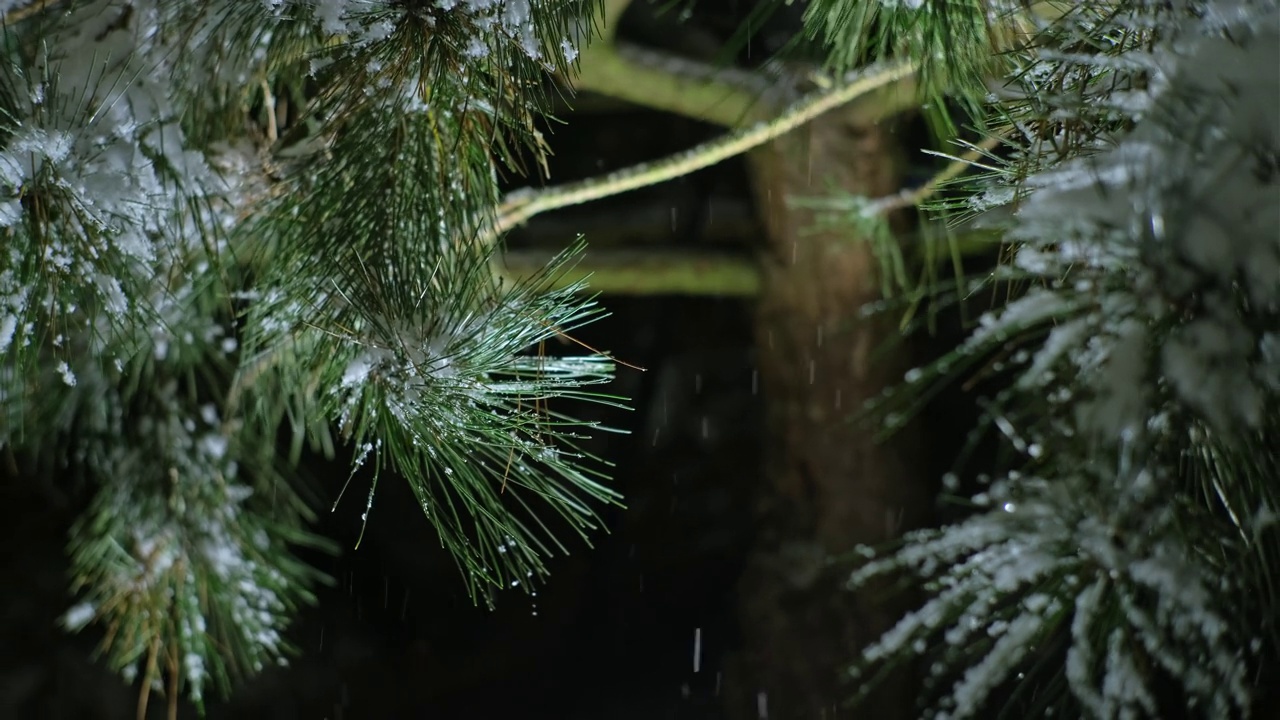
726,109 -> 931,719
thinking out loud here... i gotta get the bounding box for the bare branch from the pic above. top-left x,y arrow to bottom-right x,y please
489,59 -> 919,244
570,40 -> 776,127
499,247 -> 761,296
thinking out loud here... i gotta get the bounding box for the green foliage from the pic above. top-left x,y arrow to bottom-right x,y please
62,373 -> 335,709
801,0 -> 1039,134
1,0 -> 616,713
830,0 -> 1280,717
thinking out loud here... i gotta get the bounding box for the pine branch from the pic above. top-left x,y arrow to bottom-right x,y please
502,229 -> 993,297
487,58 -> 918,244
499,246 -> 761,296
845,1 -> 1280,716
803,0 -> 1041,129
863,135 -> 1003,216
3,0 -> 626,714
571,37 -> 921,129
571,40 -> 775,127
494,127 -> 999,301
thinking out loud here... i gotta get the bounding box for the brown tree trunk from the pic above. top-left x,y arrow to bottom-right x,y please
725,108 -> 932,719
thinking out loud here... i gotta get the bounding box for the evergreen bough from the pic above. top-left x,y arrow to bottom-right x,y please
817,0 -> 1280,717
0,0 -> 618,713
2,0 -> 1276,717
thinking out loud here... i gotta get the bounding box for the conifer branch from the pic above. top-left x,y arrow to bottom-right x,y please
3,1 -> 625,713
486,58 -> 918,244
500,247 -> 761,296
844,2 -> 1280,716
861,135 -> 1003,216
571,40 -> 774,127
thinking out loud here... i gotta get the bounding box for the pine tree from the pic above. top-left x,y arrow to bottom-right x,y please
4,0 -> 1275,717
0,0 -> 620,714
1,0 -> 949,711
814,0 -> 1280,717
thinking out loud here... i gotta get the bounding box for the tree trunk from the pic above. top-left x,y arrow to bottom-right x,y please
726,107 -> 931,719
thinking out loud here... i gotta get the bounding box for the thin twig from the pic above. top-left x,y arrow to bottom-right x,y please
486,59 -> 919,246
863,135 -> 1004,216
137,635 -> 160,720
261,79 -> 278,143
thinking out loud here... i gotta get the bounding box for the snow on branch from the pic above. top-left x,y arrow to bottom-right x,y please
850,0 -> 1278,716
